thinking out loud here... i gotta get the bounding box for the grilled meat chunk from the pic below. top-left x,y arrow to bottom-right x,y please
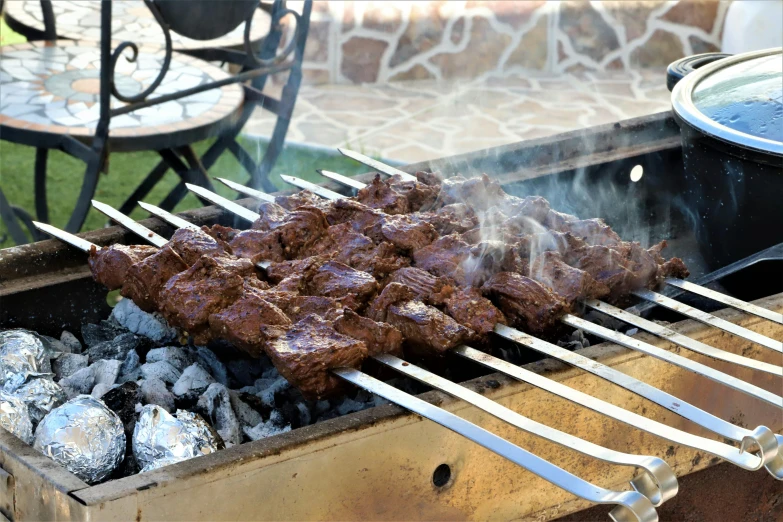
251,201 -> 291,232
368,283 -> 473,355
275,190 -> 328,211
309,223 -> 409,278
385,267 -> 446,302
262,315 -> 368,399
304,261 -> 379,308
364,213 -> 439,252
334,309 -> 404,357
529,251 -> 609,307
418,203 -> 478,235
648,241 -> 690,280
168,227 -> 230,265
481,272 -> 566,333
567,245 -> 631,298
386,174 -> 439,211
558,218 -> 622,247
325,199 -> 384,231
543,209 -> 579,230
159,255 -> 249,343
88,244 -> 158,290
505,196 -> 552,224
444,287 -> 506,336
439,174 -> 509,210
228,229 -> 286,264
412,234 -> 471,285
263,292 -> 346,323
463,240 -> 526,286
208,284 -> 291,356
356,175 -> 410,214
121,244 -> 188,312
412,170 -> 443,186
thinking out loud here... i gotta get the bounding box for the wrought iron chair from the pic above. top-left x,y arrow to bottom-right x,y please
0,0 -> 311,245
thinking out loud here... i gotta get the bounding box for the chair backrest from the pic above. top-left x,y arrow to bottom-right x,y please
152,0 -> 260,41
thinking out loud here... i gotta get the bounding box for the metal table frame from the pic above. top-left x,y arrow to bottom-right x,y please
0,0 -> 311,245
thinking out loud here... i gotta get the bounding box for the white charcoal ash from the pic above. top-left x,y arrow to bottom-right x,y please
110,299 -> 177,343
146,347 -> 195,373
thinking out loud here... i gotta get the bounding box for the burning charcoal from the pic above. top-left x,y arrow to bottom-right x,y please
59,367 -> 96,399
82,321 -> 126,347
228,390 -> 263,428
102,382 -> 142,479
13,374 -> 67,427
90,359 -> 122,387
85,333 -> 143,364
145,347 -> 195,373
193,347 -> 228,386
557,329 -> 591,351
275,402 -> 303,429
0,330 -> 46,391
110,299 -> 176,343
91,383 -> 114,399
52,353 -> 89,381
255,376 -> 290,407
336,398 -> 366,416
33,395 -> 125,483
0,391 -> 34,444
196,383 -> 241,446
243,412 -> 291,442
119,350 -> 140,378
140,378 -> 175,413
133,405 -> 220,473
60,331 -> 82,354
140,361 -> 182,386
296,403 -> 311,426
33,334 -> 68,355
313,400 -> 330,417
172,363 -> 215,397
226,358 -> 263,389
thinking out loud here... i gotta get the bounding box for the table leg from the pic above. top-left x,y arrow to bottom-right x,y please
0,188 -> 31,245
64,154 -> 102,233
118,160 -> 170,215
34,148 -> 49,223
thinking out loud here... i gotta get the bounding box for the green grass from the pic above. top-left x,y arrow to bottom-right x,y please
0,138 -> 369,248
0,17 -> 26,46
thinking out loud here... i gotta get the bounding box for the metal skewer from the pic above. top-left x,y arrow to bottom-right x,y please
92,200 -> 169,248
88,204 -> 664,519
31,221 -> 95,252
186,183 -> 260,223
214,178 -> 276,203
209,183 -> 781,477
665,278 -> 783,325
279,175 -> 346,200
138,201 -> 203,232
584,299 -> 782,376
317,169 -> 366,191
632,289 -> 782,353
337,148 -> 418,182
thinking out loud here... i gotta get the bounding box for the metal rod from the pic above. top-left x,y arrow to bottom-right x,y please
665,278 -> 783,325
333,367 -> 658,522
214,178 -> 276,203
374,354 -> 678,505
493,324 -> 783,480
91,200 -> 168,248
317,169 -> 365,190
185,183 -> 260,223
337,148 -> 418,182
453,346 -> 771,473
633,289 -> 782,353
279,175 -> 346,200
584,300 -> 782,376
562,315 -> 783,409
31,221 -> 95,252
138,201 -> 202,232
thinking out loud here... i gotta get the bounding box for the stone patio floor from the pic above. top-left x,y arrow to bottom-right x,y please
244,68 -> 672,164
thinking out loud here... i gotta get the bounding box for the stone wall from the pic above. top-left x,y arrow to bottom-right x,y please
285,0 -> 729,84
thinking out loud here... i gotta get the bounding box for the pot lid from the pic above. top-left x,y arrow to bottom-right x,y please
672,48 -> 783,156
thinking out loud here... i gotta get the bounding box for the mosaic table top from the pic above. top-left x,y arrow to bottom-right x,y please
4,0 -> 271,51
0,40 -> 244,149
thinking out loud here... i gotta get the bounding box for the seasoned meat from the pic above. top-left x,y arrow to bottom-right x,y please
308,224 -> 409,278
504,196 -> 551,224
387,174 -> 439,211
168,227 -> 229,266
305,261 -> 379,309
613,241 -> 664,293
543,209 -> 579,230
251,201 -> 290,232
413,170 -> 443,186
386,300 -> 474,356
418,203 -> 478,235
262,315 -> 368,399
463,240 -> 526,286
121,244 -> 188,312
559,218 -> 622,247
366,282 -> 417,322
568,245 -> 632,298
356,175 -> 410,214
412,234 -> 471,284
274,207 -> 330,257
364,213 -> 439,252
203,224 -> 238,243
264,255 -> 334,284
325,199 -> 384,231
386,267 -> 442,301
263,292 -> 346,323
439,174 -> 509,210
518,231 -> 587,260
275,190 -> 327,211
228,229 -> 286,264
159,255 -> 246,343
529,251 -> 609,307
444,287 -> 506,336
208,284 -> 291,357
88,244 -> 157,290
334,309 -> 404,357
647,240 -> 690,281
481,272 -> 566,333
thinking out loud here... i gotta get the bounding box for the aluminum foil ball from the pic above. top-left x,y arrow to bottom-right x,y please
0,391 -> 34,444
133,405 -> 219,473
0,330 -> 46,391
14,374 -> 67,427
34,395 -> 125,483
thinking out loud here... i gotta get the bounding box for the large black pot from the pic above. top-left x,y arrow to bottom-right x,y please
667,48 -> 783,272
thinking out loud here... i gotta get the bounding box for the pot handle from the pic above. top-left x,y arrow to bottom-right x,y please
667,53 -> 732,91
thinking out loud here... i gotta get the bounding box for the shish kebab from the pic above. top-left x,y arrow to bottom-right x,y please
34,219 -> 667,522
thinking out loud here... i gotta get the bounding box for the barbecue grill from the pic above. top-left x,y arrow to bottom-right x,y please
0,112 -> 781,521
